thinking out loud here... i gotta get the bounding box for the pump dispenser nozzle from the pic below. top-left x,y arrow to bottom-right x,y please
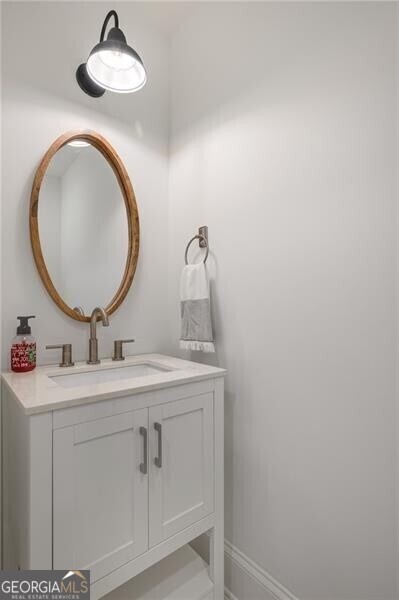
16,316 -> 35,335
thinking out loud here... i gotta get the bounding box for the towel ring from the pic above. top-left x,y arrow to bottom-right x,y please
185,234 -> 209,265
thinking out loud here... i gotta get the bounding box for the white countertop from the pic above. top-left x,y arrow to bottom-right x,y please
1,353 -> 226,415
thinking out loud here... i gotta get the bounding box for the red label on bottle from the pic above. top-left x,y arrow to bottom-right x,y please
11,341 -> 36,372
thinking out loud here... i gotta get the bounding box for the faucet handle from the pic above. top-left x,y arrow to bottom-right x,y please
46,344 -> 74,367
112,339 -> 135,361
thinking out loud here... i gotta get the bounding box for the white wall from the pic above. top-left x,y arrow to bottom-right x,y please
1,1 -> 170,367
168,3 -> 396,599
396,4 -> 399,596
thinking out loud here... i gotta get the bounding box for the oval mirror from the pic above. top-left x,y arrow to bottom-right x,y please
30,131 -> 139,321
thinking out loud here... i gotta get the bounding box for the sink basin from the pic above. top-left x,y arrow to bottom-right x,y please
50,363 -> 171,389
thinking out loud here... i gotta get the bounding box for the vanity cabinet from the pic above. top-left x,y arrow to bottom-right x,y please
2,355 -> 225,600
52,393 -> 214,582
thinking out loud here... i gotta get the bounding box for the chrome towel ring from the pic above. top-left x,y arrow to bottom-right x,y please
184,226 -> 209,265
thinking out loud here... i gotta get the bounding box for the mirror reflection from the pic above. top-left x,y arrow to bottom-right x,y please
38,142 -> 128,317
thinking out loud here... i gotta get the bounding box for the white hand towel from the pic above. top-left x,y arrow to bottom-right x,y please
180,263 -> 215,353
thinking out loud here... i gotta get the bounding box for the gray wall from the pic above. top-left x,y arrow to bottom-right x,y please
168,3 -> 397,599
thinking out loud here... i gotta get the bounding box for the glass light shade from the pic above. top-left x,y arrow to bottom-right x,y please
87,40 -> 146,93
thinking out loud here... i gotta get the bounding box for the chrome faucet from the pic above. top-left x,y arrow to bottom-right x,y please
87,307 -> 109,365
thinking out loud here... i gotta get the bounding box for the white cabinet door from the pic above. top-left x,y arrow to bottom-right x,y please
53,410 -> 148,582
149,393 -> 214,547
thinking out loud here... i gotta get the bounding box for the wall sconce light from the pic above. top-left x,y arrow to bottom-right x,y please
76,10 -> 147,97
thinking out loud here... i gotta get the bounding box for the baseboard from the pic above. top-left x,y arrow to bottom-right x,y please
224,540 -> 299,600
224,587 -> 239,600
192,532 -> 298,600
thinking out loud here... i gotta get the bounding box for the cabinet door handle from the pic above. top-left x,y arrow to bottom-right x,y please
154,422 -> 162,468
139,427 -> 148,474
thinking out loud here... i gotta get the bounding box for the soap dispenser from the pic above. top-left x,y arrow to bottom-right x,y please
11,316 -> 36,372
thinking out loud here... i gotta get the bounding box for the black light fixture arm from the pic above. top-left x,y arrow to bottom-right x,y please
99,10 -> 119,42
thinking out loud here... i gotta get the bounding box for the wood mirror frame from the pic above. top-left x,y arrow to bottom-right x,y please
30,130 -> 140,322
